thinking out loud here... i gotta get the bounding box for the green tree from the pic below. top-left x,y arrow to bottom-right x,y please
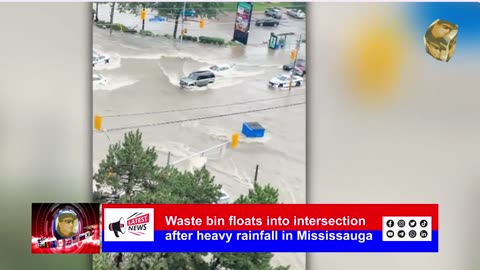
118,166 -> 222,269
121,166 -> 223,204
209,183 -> 289,270
93,129 -> 160,196
117,2 -> 225,39
235,183 -> 281,204
93,253 -> 117,269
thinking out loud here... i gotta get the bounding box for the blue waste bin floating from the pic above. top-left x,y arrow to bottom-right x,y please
242,122 -> 265,138
149,16 -> 166,22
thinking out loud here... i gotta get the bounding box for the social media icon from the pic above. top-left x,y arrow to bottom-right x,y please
386,220 -> 394,228
398,230 -> 405,238
409,230 -> 417,238
409,220 -> 417,227
398,220 -> 405,228
420,230 -> 428,238
420,220 -> 428,228
386,230 -> 395,238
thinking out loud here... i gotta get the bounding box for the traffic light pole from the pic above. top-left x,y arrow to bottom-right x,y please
289,34 -> 302,92
167,133 -> 239,166
142,8 -> 145,31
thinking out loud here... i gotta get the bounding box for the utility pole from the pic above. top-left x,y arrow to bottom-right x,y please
254,164 -> 259,186
180,2 -> 186,44
109,2 -> 116,36
289,34 -> 302,92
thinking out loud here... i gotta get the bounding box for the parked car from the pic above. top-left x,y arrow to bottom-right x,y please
265,7 -> 282,19
179,70 -> 215,88
268,74 -> 304,88
255,18 -> 280,27
93,74 -> 107,86
283,59 -> 306,71
286,9 -> 305,19
93,50 -> 110,66
293,65 -> 306,77
208,64 -> 234,76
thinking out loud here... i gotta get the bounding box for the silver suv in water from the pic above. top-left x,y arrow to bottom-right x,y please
179,70 -> 215,88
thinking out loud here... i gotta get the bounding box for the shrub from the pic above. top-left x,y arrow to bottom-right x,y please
198,36 -> 225,45
182,35 -> 198,42
110,23 -> 137,33
140,30 -> 154,36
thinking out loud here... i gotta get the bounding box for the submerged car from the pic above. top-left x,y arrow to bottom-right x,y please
179,70 -> 215,88
255,18 -> 280,27
292,66 -> 306,77
265,7 -> 282,19
208,64 -> 233,76
93,50 -> 110,66
283,59 -> 306,71
268,74 -> 304,88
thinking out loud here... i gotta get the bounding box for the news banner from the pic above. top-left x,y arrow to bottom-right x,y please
102,204 -> 438,253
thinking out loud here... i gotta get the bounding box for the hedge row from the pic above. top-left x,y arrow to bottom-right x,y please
182,35 -> 198,42
198,36 -> 225,45
139,30 -> 154,36
94,21 -> 234,46
95,20 -> 137,33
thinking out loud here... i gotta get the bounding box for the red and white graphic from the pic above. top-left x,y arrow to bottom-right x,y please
103,208 -> 154,242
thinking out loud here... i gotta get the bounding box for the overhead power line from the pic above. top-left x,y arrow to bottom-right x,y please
102,93 -> 305,118
96,102 -> 305,133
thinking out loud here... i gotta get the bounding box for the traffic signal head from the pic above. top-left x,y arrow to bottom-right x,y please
290,49 -> 297,61
231,133 -> 239,148
94,115 -> 102,131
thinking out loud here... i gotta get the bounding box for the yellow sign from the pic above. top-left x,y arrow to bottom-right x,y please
141,9 -> 147,20
199,19 -> 205,29
290,49 -> 297,61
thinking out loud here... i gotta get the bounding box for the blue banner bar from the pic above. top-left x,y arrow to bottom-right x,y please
102,230 -> 438,253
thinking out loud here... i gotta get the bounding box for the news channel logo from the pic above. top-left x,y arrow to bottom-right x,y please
103,208 -> 155,242
31,203 -> 100,254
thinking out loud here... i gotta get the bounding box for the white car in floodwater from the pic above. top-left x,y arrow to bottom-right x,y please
208,64 -> 234,76
93,50 -> 110,66
93,74 -> 107,86
268,74 -> 304,89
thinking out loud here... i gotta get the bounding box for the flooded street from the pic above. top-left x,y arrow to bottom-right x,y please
93,8 -> 306,269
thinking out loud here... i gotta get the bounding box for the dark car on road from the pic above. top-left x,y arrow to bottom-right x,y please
265,8 -> 282,19
255,18 -> 280,27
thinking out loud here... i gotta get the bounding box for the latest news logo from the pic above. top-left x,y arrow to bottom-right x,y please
103,208 -> 154,242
